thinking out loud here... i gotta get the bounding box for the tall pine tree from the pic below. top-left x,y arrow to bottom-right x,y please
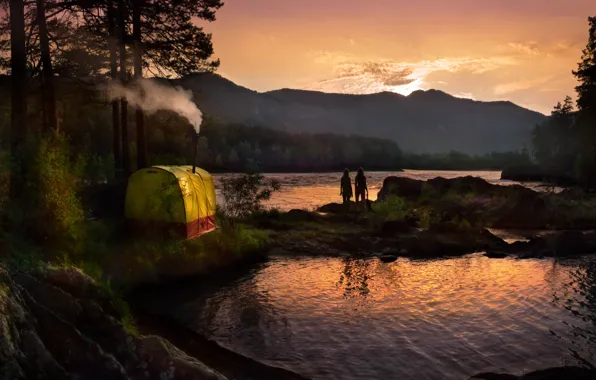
573,16 -> 596,185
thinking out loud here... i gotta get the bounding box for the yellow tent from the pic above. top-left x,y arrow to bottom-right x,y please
125,165 -> 216,239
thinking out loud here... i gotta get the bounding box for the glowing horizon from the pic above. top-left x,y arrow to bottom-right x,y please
201,0 -> 594,114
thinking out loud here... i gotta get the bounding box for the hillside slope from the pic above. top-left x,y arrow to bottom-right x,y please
172,73 -> 546,155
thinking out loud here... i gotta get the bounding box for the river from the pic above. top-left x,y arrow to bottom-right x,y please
212,170 -> 557,211
142,171 -> 593,379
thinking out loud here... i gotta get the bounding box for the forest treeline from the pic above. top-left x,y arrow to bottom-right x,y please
528,17 -> 596,186
0,77 -> 528,179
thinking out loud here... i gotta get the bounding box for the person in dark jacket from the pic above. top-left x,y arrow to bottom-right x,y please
340,169 -> 353,209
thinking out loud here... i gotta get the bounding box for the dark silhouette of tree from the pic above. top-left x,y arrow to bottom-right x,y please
36,0 -> 58,132
9,0 -> 27,198
139,0 -> 222,76
132,0 -> 146,169
117,0 -> 130,177
532,96 -> 576,171
573,16 -> 596,185
107,0 -> 121,175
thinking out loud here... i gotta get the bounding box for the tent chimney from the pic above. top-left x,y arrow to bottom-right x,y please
192,132 -> 199,174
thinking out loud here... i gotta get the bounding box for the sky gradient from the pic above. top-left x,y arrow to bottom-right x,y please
201,0 -> 595,114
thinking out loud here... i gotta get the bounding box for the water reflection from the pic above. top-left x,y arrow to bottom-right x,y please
337,258 -> 372,297
552,259 -> 596,367
139,255 -> 596,380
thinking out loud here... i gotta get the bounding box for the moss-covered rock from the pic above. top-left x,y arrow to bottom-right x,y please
0,264 -> 226,380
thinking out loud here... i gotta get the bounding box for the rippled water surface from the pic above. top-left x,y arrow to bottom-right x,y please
140,171 -> 591,379
212,170 -> 555,211
143,255 -> 596,380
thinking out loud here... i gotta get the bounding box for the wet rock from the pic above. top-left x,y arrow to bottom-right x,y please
379,255 -> 398,263
471,366 -> 596,380
399,227 -> 508,258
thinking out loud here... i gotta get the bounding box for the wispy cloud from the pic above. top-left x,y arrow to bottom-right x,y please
508,42 -> 541,56
494,77 -> 553,95
305,53 -> 516,95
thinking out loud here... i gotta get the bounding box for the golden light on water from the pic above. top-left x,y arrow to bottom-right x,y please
253,256 -> 568,316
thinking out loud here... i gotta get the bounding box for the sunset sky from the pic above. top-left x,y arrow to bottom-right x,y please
201,0 -> 595,114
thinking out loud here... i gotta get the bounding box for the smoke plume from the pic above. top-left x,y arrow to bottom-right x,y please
106,79 -> 203,134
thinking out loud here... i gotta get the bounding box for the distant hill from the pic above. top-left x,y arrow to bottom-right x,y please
168,73 -> 546,155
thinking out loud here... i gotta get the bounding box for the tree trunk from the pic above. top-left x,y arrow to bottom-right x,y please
107,0 -> 121,177
118,0 -> 130,177
133,0 -> 147,169
36,0 -> 57,133
10,0 -> 27,199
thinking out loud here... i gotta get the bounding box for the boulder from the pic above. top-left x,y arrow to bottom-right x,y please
427,176 -> 497,195
317,200 -> 373,214
377,176 -> 424,200
399,226 -> 508,258
0,265 -> 228,380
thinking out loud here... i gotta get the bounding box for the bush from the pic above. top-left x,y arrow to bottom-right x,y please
220,172 -> 280,219
11,133 -> 85,253
372,196 -> 406,222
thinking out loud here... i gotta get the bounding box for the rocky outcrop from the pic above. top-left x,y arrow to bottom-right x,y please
396,224 -> 508,258
471,366 -> 596,380
274,218 -> 508,259
501,165 -> 577,185
377,176 -> 424,200
486,230 -> 596,259
377,175 -> 536,202
375,175 -> 596,230
0,265 -> 226,380
317,200 -> 373,214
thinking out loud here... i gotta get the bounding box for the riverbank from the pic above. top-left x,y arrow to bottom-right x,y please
4,174 -> 596,379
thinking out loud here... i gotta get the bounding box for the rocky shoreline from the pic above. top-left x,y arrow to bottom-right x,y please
0,264 -> 305,380
3,174 -> 596,379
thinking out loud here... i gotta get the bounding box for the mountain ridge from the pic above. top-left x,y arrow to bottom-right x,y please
170,73 -> 546,154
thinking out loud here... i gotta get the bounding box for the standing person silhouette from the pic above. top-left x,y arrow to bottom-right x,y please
355,167 -> 368,210
340,169 -> 353,211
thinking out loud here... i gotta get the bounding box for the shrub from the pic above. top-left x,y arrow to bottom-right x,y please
220,172 -> 280,219
372,195 -> 406,222
9,133 -> 86,253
